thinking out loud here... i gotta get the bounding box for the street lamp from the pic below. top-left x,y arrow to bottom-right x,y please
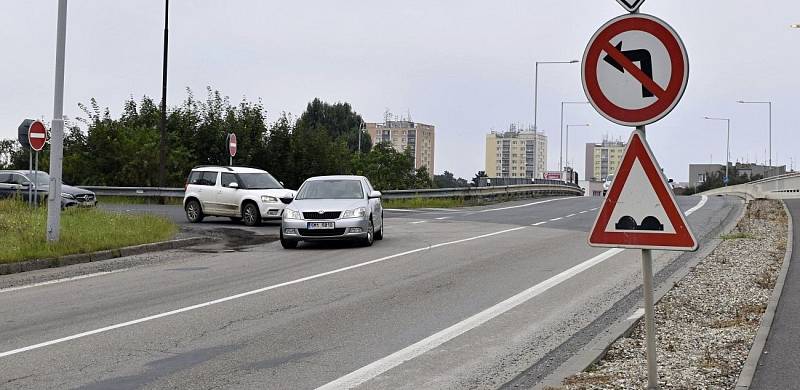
357,119 -> 365,154
565,124 -> 590,169
534,60 -> 579,132
704,117 -> 731,186
736,100 -> 772,176
560,101 -> 589,171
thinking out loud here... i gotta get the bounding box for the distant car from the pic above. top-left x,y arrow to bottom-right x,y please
280,175 -> 384,249
602,174 -> 614,196
183,166 -> 296,226
0,170 -> 96,208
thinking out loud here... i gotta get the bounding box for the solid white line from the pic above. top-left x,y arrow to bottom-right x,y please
409,221 -> 426,224
384,209 -> 415,213
420,208 -> 459,212
531,222 -> 547,226
0,226 -> 527,359
627,308 -> 645,321
0,269 -> 128,294
685,195 -> 708,216
565,213 -> 576,218
435,217 -> 450,220
315,248 -> 625,390
549,217 -> 562,222
316,194 -> 712,390
475,197 -> 570,213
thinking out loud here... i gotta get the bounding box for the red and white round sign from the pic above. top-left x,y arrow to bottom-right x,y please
28,120 -> 47,151
228,133 -> 237,157
582,14 -> 688,127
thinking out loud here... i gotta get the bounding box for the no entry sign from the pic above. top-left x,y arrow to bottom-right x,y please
582,14 -> 688,127
228,133 -> 237,157
28,121 -> 47,152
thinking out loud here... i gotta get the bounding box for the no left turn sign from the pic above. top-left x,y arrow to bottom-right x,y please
582,14 -> 688,127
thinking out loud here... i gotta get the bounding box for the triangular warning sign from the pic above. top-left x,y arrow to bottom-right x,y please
615,0 -> 646,12
588,130 -> 697,251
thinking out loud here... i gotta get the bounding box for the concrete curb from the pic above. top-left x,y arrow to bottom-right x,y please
734,200 -> 794,389
533,195 -> 747,389
0,237 -> 210,275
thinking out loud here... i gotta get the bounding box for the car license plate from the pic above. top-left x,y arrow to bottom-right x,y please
307,222 -> 335,230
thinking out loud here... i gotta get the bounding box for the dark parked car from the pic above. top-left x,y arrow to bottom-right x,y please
0,170 -> 96,208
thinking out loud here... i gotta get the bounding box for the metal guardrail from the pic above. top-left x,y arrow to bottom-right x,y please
80,183 -> 584,200
700,172 -> 800,200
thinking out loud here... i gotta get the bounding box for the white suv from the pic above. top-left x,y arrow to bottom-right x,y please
183,166 -> 296,226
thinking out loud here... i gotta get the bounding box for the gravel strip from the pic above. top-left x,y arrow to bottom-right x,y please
557,199 -> 788,389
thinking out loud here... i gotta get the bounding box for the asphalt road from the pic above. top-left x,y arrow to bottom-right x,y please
750,199 -> 800,389
0,195 -> 737,389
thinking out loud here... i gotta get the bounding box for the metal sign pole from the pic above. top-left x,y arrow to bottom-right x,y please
28,149 -> 32,207
637,124 -> 659,389
34,153 -> 39,208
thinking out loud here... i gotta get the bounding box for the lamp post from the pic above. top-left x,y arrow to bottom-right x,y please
533,60 -> 579,132
560,101 -> 589,171
737,100 -> 771,176
158,0 -> 169,201
357,119 -> 365,154
704,117 -> 731,186
565,124 -> 590,169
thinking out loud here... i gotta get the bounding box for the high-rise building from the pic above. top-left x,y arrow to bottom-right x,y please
484,125 -> 547,179
366,120 -> 435,175
585,138 -> 626,182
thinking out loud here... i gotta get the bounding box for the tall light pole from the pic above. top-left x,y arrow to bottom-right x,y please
737,100 -> 771,176
560,101 -> 589,171
158,0 -> 169,198
357,119 -> 365,154
533,60 -> 579,132
47,0 -> 68,242
704,117 -> 731,186
565,124 -> 590,169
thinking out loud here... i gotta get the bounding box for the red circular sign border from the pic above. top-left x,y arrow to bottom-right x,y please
28,120 -> 47,152
582,14 -> 689,127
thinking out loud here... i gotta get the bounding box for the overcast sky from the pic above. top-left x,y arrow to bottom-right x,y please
2,1 -> 798,181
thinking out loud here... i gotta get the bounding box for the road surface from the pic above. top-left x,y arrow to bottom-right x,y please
0,195 -> 737,389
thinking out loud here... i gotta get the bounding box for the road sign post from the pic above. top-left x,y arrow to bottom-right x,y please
28,121 -> 48,208
584,8 -> 691,389
227,133 -> 237,166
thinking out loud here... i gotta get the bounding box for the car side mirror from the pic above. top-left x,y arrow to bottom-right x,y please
279,194 -> 294,204
368,190 -> 382,199
228,182 -> 239,189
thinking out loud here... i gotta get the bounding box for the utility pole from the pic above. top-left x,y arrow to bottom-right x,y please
46,0 -> 68,242
158,0 -> 169,199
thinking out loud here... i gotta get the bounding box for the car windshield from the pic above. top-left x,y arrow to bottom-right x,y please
238,173 -> 282,189
296,179 -> 364,200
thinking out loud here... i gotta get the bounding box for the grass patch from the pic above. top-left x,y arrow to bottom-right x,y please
98,195 -> 182,205
0,199 -> 177,264
382,197 -> 466,209
720,231 -> 754,240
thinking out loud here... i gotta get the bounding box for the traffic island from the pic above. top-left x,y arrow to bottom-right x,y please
0,199 -> 185,274
555,199 -> 789,389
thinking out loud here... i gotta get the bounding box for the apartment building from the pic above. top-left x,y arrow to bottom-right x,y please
366,120 -> 435,174
484,125 -> 547,179
584,139 -> 626,182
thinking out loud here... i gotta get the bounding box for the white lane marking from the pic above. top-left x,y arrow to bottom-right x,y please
0,226 -> 526,359
627,308 -> 645,321
316,194 -> 712,389
420,208 -> 459,212
0,269 -> 128,294
579,210 -> 588,214
549,217 -> 562,222
531,222 -> 547,226
565,213 -> 576,218
435,217 -> 450,220
685,195 -> 708,216
409,221 -> 426,224
384,209 -> 414,213
590,207 -> 599,211
475,197 -> 570,213
315,248 -> 626,390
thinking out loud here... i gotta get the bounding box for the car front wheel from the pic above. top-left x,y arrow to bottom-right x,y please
242,202 -> 261,226
361,219 -> 374,247
280,229 -> 298,249
185,199 -> 204,223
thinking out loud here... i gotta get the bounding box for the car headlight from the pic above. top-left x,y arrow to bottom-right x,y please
61,192 -> 75,200
341,207 -> 367,219
261,195 -> 279,203
284,208 -> 303,220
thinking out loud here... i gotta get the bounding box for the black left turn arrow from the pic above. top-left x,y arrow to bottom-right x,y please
604,42 -> 655,98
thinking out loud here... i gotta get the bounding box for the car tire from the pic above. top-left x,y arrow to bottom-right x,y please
280,230 -> 297,249
242,202 -> 261,226
361,219 -> 375,247
375,217 -> 383,241
185,199 -> 204,223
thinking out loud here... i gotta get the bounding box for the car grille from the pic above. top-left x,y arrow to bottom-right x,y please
75,194 -> 95,202
303,211 -> 341,220
298,228 -> 346,237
